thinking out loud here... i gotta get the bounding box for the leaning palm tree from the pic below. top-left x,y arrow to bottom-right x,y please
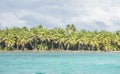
18,27 -> 30,51
0,24 -> 120,51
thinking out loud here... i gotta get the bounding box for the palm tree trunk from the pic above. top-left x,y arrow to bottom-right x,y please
92,46 -> 94,51
61,43 -> 64,50
51,40 -> 54,50
58,42 -> 61,50
45,41 -> 47,46
34,37 -> 37,50
21,45 -> 24,52
30,42 -> 34,49
17,44 -> 19,50
67,43 -> 70,51
78,43 -> 80,51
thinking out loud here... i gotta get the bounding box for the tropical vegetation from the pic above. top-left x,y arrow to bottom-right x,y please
0,24 -> 120,51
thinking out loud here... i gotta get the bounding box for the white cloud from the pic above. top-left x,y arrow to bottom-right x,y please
0,12 -> 28,28
0,0 -> 120,31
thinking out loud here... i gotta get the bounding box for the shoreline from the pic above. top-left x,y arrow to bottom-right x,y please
0,50 -> 120,53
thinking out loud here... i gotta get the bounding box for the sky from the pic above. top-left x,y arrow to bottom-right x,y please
0,0 -> 120,31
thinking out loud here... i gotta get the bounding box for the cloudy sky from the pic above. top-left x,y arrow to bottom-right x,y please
0,0 -> 120,31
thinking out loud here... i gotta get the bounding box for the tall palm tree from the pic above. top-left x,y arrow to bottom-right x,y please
0,24 -> 120,51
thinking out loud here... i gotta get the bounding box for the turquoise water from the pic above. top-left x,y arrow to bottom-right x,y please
0,52 -> 120,74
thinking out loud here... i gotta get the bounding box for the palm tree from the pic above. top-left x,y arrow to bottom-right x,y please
18,27 -> 30,51
0,24 -> 120,51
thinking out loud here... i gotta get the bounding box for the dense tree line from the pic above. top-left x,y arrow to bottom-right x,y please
0,24 -> 120,51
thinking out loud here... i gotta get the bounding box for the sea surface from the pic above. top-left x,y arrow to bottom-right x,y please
0,52 -> 120,74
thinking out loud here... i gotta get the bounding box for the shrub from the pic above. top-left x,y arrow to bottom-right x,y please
37,44 -> 48,50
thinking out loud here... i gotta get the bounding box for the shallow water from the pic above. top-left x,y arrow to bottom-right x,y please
0,52 -> 120,74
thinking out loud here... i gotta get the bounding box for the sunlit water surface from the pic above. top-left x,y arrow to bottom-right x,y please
0,52 -> 120,74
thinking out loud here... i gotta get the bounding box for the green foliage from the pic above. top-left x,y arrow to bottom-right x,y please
24,48 -> 29,51
4,47 -> 14,51
0,46 -> 2,50
37,44 -> 48,50
0,24 -> 119,51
